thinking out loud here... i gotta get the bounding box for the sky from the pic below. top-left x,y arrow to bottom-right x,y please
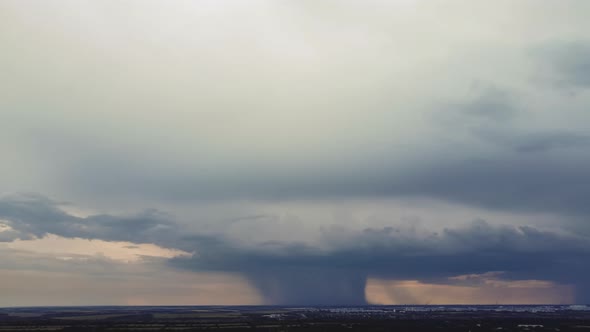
0,0 -> 589,306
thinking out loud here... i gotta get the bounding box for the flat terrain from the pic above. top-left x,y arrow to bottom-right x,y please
0,305 -> 589,331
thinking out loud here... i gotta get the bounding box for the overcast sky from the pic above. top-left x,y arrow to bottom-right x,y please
1,0 -> 590,306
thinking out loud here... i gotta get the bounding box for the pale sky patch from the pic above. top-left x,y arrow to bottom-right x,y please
366,277 -> 574,305
3,234 -> 191,263
0,269 -> 262,307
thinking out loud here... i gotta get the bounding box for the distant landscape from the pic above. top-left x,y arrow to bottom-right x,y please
1,305 -> 589,331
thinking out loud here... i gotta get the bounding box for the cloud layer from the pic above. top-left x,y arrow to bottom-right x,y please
0,0 -> 589,305
1,194 -> 589,304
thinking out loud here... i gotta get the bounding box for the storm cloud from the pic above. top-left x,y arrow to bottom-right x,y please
169,219 -> 590,303
2,194 -> 589,304
1,0 -> 589,305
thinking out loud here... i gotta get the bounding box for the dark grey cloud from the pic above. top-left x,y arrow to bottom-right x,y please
513,132 -> 590,152
535,41 -> 590,88
0,193 -> 182,247
170,219 -> 590,304
394,155 -> 590,218
4,193 -> 590,304
405,87 -> 590,217
475,129 -> 590,153
247,268 -> 367,305
44,124 -> 590,221
26,79 -> 585,227
447,87 -> 518,124
172,220 -> 590,278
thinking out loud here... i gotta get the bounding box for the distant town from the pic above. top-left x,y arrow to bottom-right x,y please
1,305 -> 589,331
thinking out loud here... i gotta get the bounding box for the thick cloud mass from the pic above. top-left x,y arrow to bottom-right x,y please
1,0 -> 590,305
4,194 -> 590,304
0,194 -> 181,248
168,219 -> 590,303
